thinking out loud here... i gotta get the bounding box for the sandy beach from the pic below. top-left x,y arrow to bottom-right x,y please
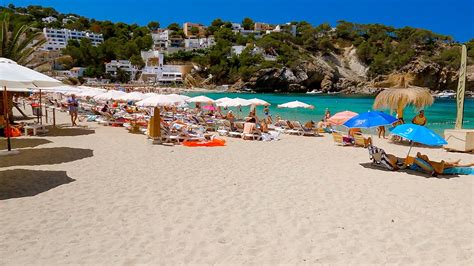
1,110 -> 473,264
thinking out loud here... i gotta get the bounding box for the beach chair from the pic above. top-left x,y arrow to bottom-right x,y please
273,120 -> 290,133
242,122 -> 261,140
354,133 -> 372,148
216,120 -> 232,136
332,132 -> 352,146
367,145 -> 408,171
290,121 -> 318,136
228,121 -> 244,138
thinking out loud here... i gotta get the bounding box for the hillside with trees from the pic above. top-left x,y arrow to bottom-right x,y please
0,4 -> 472,92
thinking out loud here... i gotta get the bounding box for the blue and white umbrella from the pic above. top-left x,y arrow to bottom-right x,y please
343,111 -> 397,128
391,123 -> 447,157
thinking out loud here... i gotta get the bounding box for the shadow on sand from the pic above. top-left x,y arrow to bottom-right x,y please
359,162 -> 459,179
0,147 -> 93,167
0,138 -> 52,150
0,169 -> 75,200
46,125 -> 95,137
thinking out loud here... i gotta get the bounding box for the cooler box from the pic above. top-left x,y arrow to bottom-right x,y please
444,129 -> 474,152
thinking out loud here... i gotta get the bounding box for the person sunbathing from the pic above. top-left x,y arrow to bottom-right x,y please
416,152 -> 474,175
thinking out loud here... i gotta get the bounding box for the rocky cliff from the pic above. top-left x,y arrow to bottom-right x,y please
226,46 -> 473,94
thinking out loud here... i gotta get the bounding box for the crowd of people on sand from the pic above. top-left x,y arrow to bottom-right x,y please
2,90 -> 472,176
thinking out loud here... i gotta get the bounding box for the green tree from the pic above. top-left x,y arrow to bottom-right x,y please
0,14 -> 46,66
115,68 -> 131,83
167,23 -> 180,31
147,21 -> 160,30
190,26 -> 200,36
242,17 -> 254,30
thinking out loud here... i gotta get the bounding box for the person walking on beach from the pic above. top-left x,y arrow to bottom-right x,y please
67,94 -> 79,126
412,110 -> 427,126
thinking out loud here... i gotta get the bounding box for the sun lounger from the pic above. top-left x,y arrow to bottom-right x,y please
228,121 -> 244,138
216,120 -> 232,136
354,133 -> 372,148
332,132 -> 352,146
289,121 -> 318,136
242,122 -> 261,140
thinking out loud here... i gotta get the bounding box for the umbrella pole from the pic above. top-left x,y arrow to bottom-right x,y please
3,86 -> 11,151
406,141 -> 414,158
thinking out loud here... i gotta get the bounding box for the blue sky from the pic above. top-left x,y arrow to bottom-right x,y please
5,0 -> 474,41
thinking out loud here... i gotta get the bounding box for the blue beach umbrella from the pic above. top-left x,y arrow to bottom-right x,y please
391,124 -> 447,146
391,123 -> 447,157
343,111 -> 398,128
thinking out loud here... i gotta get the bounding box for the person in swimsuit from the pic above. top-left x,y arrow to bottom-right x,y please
67,94 -> 79,126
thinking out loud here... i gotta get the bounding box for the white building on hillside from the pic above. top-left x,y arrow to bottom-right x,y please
140,50 -> 184,84
42,16 -> 57,23
184,37 -> 215,50
151,29 -> 170,50
42,28 -> 104,51
105,60 -> 139,78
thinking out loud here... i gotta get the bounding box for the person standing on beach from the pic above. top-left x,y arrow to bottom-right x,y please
67,94 -> 79,126
324,108 -> 331,121
377,126 -> 386,139
412,110 -> 427,126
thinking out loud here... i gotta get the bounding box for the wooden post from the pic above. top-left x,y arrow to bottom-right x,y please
52,107 -> 56,127
38,89 -> 42,124
3,86 -> 11,151
44,105 -> 48,124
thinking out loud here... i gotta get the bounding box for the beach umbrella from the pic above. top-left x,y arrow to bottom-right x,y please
167,93 -> 190,102
391,124 -> 447,146
277,100 -> 314,109
215,97 -> 232,103
216,97 -> 252,107
327,111 -> 358,125
248,98 -> 270,106
186,95 -> 214,103
390,123 -> 447,157
373,83 -> 433,120
144,92 -> 159,98
203,105 -> 217,111
78,89 -> 104,98
93,90 -> 126,101
117,92 -> 147,102
0,58 -> 63,152
343,111 -> 397,128
135,95 -> 183,107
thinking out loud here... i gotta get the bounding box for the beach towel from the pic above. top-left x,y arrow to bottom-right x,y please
409,164 -> 474,176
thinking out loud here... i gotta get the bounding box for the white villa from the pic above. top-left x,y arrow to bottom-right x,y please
42,16 -> 57,24
105,60 -> 139,78
140,50 -> 184,84
42,28 -> 104,51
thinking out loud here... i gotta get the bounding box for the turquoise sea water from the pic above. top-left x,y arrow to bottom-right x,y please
186,92 -> 474,134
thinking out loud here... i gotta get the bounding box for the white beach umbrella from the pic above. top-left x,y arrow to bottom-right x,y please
0,57 -> 63,153
78,89 -> 104,98
135,95 -> 183,107
167,93 -> 190,102
216,97 -> 252,107
0,58 -> 62,89
248,98 -> 270,106
186,95 -> 214,103
215,97 -> 232,103
47,85 -> 80,94
117,91 -> 147,102
94,90 -> 127,101
79,85 -> 106,92
277,100 -> 314,109
144,92 -> 159,98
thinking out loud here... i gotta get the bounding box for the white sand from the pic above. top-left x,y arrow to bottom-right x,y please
0,110 -> 473,264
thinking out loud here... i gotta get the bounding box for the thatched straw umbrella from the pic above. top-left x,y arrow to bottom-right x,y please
373,77 -> 433,120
